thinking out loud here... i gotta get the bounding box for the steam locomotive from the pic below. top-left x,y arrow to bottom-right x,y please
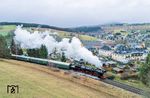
11,54 -> 106,79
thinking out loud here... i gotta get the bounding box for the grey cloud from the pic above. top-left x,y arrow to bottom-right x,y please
0,0 -> 150,27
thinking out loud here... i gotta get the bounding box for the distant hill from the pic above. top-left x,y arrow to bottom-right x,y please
0,22 -> 69,32
0,22 -> 103,33
101,23 -> 150,33
2,22 -> 150,34
101,23 -> 150,26
65,26 -> 103,33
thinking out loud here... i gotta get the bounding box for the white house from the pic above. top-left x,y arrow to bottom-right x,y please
99,45 -> 113,57
99,45 -> 148,63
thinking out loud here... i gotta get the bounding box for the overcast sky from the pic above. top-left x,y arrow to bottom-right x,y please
0,0 -> 150,27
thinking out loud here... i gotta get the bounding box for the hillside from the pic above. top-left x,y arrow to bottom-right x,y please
1,22 -> 150,34
0,25 -> 98,42
0,59 -> 141,98
0,59 -> 115,98
51,29 -> 98,41
0,25 -> 16,36
0,22 -> 67,31
66,26 -> 103,33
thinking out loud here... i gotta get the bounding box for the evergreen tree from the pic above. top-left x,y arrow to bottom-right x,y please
18,48 -> 23,55
27,45 -> 48,58
35,49 -> 40,57
27,48 -> 39,57
32,49 -> 37,57
10,38 -> 17,54
27,49 -> 31,56
39,45 -> 48,58
146,54 -> 150,64
139,54 -> 150,86
61,52 -> 66,62
0,36 -> 10,58
10,38 -> 23,55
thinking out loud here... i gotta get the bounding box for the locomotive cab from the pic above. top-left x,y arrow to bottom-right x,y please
95,68 -> 107,79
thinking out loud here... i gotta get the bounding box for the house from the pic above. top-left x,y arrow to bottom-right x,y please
111,47 -> 148,63
99,44 -> 149,63
82,40 -> 102,49
113,67 -> 124,73
99,45 -> 113,57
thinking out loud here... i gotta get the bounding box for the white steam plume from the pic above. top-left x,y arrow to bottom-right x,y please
14,26 -> 102,67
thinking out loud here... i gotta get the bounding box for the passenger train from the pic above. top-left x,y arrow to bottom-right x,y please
11,54 -> 106,79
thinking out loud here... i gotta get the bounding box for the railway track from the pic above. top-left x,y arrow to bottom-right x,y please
100,79 -> 144,95
73,71 -> 145,95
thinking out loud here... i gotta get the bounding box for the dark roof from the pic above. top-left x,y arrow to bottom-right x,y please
101,45 -> 112,50
82,41 -> 102,48
114,47 -> 148,54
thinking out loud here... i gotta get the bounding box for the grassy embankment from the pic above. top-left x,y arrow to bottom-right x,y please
0,59 -> 141,98
0,59 -> 115,98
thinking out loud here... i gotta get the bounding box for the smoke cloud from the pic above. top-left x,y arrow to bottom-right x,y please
14,26 -> 102,67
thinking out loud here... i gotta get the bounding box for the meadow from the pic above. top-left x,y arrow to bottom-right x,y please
0,25 -> 16,36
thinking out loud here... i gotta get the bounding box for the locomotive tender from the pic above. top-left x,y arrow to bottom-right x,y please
11,54 -> 106,79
